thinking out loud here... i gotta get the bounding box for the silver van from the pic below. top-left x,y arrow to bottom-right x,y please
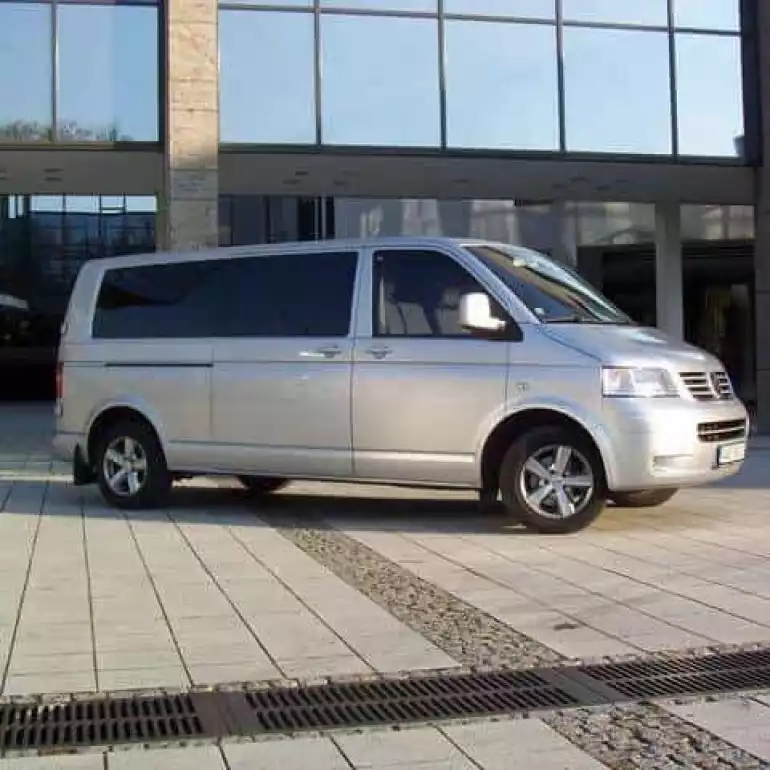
53,237 -> 748,534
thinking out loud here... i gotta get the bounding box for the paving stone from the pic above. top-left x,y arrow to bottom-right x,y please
0,753 -> 105,770
4,669 -> 96,696
224,737 -> 348,770
8,652 -> 95,676
336,726 -> 466,768
663,698 -> 770,762
277,653 -> 372,679
109,745 -> 225,770
189,661 -> 281,685
443,719 -> 607,770
98,667 -> 189,691
96,649 -> 183,671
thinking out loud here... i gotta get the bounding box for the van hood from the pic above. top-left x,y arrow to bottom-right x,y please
542,324 -> 724,371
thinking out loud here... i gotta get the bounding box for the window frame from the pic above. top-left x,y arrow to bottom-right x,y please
370,247 -> 520,341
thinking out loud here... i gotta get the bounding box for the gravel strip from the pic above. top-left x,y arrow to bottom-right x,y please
270,517 -> 564,670
543,703 -> 770,770
273,516 -> 770,768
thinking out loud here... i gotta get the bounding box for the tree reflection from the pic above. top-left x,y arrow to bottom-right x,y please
0,120 -> 132,142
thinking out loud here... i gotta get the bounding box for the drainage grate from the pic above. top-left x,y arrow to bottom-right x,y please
5,648 -> 770,754
238,669 -> 583,734
0,693 -> 212,751
579,649 -> 770,700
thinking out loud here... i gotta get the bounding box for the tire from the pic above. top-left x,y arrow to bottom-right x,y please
610,489 -> 678,508
499,425 -> 606,534
237,476 -> 289,495
95,419 -> 172,510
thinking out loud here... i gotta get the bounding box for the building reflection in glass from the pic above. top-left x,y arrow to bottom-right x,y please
0,194 -> 156,398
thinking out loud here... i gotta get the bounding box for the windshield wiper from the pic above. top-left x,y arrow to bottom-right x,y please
544,313 -> 637,325
543,314 -> 589,324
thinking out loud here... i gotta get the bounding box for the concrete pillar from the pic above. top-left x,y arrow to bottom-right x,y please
754,0 -> 770,432
654,202 -> 684,339
159,0 -> 219,251
551,201 -> 579,268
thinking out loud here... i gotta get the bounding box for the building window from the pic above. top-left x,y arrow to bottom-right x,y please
444,19 -> 558,150
320,0 -> 436,10
562,0 -> 667,26
220,10 -> 316,144
563,27 -> 672,154
0,4 -> 52,141
0,0 -> 159,144
444,0 -> 554,19
676,33 -> 744,157
214,0 -> 747,161
57,4 -> 158,142
674,0 -> 741,31
320,14 -> 440,146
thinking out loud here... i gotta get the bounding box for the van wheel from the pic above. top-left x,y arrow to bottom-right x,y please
499,426 -> 606,534
610,489 -> 678,508
237,476 -> 289,495
95,420 -> 172,510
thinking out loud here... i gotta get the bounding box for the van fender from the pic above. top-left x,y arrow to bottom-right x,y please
84,395 -> 169,464
472,397 -> 616,486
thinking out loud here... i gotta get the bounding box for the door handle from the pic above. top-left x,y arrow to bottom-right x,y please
300,345 -> 342,360
365,345 -> 392,360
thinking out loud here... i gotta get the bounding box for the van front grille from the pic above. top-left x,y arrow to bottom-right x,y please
679,371 -> 733,401
697,419 -> 746,443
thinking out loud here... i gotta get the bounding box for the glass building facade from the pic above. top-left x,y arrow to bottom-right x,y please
218,0 -> 745,156
0,0 -> 768,426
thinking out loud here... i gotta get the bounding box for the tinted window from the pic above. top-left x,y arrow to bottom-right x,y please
93,262 -> 214,339
212,251 -> 358,337
373,249 -> 498,337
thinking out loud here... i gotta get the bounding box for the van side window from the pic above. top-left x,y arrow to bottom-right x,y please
212,251 -> 358,337
373,249 -> 497,338
93,262 -> 214,339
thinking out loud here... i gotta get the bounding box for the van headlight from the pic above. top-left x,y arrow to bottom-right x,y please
602,367 -> 679,398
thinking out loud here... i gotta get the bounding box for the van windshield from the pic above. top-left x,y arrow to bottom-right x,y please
466,243 -> 633,325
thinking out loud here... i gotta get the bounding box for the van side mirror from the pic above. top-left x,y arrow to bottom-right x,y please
459,292 -> 507,334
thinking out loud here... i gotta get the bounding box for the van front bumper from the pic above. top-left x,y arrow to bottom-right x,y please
599,397 -> 749,492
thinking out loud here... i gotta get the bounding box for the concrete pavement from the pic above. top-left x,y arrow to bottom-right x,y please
0,404 -> 769,768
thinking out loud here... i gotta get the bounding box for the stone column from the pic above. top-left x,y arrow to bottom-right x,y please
159,0 -> 219,251
654,202 -> 684,339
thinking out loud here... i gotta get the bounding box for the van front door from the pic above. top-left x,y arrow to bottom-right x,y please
209,250 -> 359,478
352,248 -> 510,487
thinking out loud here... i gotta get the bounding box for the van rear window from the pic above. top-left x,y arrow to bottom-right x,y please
92,251 -> 358,339
93,262 -> 213,339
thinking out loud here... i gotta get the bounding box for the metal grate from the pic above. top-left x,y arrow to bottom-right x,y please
579,649 -> 770,700
5,649 -> 770,753
697,419 -> 746,443
680,371 -> 734,402
241,669 -> 580,733
0,694 -> 207,751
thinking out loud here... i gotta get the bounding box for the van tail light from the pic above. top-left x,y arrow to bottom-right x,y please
55,362 -> 63,401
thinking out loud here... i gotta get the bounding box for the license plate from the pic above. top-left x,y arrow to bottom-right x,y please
717,441 -> 746,466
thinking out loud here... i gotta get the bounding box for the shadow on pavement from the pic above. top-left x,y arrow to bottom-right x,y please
0,478 -> 703,537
